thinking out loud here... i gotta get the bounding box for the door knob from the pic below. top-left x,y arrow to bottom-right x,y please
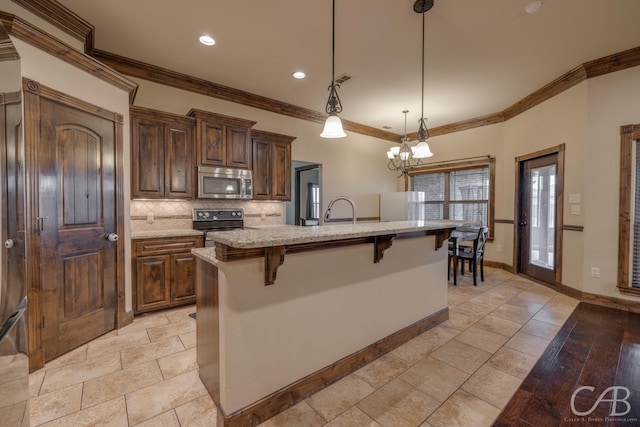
4,239 -> 14,249
107,233 -> 118,242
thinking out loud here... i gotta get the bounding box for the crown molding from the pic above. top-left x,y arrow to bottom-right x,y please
0,11 -> 137,102
0,20 -> 19,61
91,48 -> 401,142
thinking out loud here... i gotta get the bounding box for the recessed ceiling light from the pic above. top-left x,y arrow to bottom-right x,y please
292,71 -> 306,79
525,0 -> 542,14
199,35 -> 215,46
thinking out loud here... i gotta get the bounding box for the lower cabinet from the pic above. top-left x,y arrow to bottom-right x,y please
133,235 -> 204,314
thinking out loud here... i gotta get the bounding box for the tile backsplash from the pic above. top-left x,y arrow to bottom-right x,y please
130,200 -> 285,232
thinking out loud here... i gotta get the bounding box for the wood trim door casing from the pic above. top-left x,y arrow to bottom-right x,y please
617,124 -> 640,295
22,78 -> 127,370
513,144 -> 565,287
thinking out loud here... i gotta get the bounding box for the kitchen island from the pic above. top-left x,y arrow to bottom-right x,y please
193,221 -> 459,426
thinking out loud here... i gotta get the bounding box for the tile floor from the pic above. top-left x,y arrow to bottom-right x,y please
28,267 -> 579,426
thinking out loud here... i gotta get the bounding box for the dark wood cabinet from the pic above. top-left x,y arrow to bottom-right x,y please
188,109 -> 256,169
252,130 -> 295,201
132,235 -> 203,314
131,106 -> 196,199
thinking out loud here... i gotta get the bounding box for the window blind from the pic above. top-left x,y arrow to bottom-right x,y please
632,141 -> 640,287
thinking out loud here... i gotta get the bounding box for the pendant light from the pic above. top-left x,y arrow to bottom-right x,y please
320,0 -> 347,138
387,110 -> 425,177
413,0 -> 434,158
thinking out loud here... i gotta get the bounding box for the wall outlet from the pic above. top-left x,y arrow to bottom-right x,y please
261,212 -> 266,220
146,212 -> 154,223
590,267 -> 600,278
570,205 -> 581,215
496,244 -> 502,252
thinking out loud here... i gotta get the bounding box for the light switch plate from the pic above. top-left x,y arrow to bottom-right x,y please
569,193 -> 581,203
570,205 -> 580,215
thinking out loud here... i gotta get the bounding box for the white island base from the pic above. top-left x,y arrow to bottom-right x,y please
193,223 -> 455,426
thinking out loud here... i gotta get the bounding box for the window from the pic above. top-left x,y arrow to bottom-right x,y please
408,158 -> 495,238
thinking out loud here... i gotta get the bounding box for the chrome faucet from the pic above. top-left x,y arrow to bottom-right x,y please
324,196 -> 357,224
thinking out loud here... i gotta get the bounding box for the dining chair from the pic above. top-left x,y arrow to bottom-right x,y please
457,226 -> 489,286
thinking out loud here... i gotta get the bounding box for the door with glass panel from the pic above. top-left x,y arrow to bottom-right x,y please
518,154 -> 559,285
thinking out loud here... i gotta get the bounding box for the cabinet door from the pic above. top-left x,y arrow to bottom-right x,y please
170,253 -> 196,304
226,125 -> 252,169
252,139 -> 272,199
136,255 -> 171,312
270,142 -> 292,200
131,116 -> 165,198
165,123 -> 194,199
199,121 -> 225,166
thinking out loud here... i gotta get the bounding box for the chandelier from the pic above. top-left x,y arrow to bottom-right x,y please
387,110 -> 431,177
387,0 -> 434,176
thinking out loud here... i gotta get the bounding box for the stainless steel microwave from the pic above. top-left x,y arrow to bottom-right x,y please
197,166 -> 253,199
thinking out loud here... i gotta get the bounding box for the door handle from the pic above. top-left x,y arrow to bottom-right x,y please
4,239 -> 14,249
106,233 -> 118,242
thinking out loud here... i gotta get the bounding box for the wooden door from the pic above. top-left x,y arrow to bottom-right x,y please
37,97 -> 118,361
226,125 -> 251,169
252,138 -> 272,199
271,142 -> 291,200
165,122 -> 194,199
1,93 -> 25,325
131,115 -> 164,198
518,153 -> 560,285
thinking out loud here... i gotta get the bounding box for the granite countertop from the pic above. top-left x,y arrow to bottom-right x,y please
131,229 -> 205,239
192,247 -> 218,266
207,220 -> 461,249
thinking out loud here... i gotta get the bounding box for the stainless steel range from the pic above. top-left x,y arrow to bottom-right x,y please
193,208 -> 244,247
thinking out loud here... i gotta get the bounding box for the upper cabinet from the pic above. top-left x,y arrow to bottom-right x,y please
187,109 -> 256,169
252,130 -> 296,201
130,106 -> 196,199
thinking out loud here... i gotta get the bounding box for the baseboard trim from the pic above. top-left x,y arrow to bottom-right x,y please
218,308 -> 449,427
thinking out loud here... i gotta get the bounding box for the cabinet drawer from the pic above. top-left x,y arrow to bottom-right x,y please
135,236 -> 203,256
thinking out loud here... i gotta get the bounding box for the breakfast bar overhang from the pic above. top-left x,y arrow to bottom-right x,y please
193,221 -> 459,427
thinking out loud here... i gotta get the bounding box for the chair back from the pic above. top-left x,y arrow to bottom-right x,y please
474,226 -> 489,259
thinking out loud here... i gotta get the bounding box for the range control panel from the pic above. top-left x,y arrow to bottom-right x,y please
193,208 -> 244,221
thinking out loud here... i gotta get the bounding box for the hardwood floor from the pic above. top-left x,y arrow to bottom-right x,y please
495,302 -> 640,426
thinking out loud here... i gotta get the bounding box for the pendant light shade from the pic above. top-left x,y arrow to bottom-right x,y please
321,0 -> 346,138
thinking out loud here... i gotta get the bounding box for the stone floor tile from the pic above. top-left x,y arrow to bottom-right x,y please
179,330 -> 197,349
29,370 -> 45,398
519,318 -> 563,340
125,370 -> 207,425
86,330 -> 150,359
430,339 -> 492,374
29,383 -> 82,426
399,356 -> 470,402
532,305 -> 574,326
420,324 -> 461,346
174,394 -> 218,427
442,310 -> 482,331
117,312 -> 169,336
82,360 -> 163,409
38,344 -> 87,372
391,335 -> 440,365
39,352 -> 121,394
36,397 -> 127,427
134,410 -> 180,427
450,301 -> 495,318
454,325 -> 509,353
164,305 -> 198,324
158,347 -> 198,380
427,389 -> 501,427
357,378 -> 440,426
324,406 -> 381,427
461,365 -> 522,409
474,314 -> 523,338
146,320 -> 196,342
120,335 -> 185,369
353,353 -> 409,389
504,331 -> 552,358
486,347 -> 539,379
490,304 -> 537,325
258,401 -> 325,427
307,375 -> 375,422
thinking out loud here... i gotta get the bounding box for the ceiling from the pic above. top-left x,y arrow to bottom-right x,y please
55,0 -> 640,136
